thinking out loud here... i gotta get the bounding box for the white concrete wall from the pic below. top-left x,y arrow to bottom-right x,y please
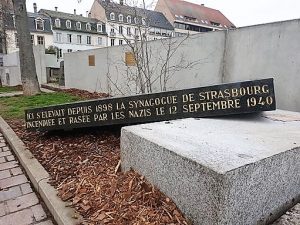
224,19 -> 300,112
33,45 -> 47,84
0,51 -> 21,86
45,54 -> 59,68
64,19 -> 300,112
0,67 -> 21,86
0,45 -> 48,86
65,31 -> 225,95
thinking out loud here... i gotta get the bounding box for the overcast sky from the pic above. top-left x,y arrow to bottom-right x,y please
26,0 -> 300,27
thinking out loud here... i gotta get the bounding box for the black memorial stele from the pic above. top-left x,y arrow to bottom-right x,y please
25,78 -> 276,131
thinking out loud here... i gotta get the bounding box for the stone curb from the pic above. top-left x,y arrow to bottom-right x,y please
0,116 -> 82,225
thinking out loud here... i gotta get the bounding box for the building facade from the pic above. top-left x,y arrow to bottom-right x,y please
2,3 -> 53,54
40,8 -> 108,60
155,0 -> 235,36
90,0 -> 174,46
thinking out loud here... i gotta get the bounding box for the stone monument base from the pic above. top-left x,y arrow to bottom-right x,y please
121,110 -> 300,225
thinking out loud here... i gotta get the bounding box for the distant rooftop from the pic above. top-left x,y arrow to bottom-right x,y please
98,0 -> 174,30
39,9 -> 103,24
39,9 -> 107,35
161,0 -> 235,29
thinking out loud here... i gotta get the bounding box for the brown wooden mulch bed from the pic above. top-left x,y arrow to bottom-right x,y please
7,88 -> 190,225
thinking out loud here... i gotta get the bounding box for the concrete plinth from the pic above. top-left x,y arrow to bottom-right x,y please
121,110 -> 300,225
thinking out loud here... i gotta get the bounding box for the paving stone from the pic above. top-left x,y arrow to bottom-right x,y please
31,204 -> 47,221
0,140 -> 4,143
6,155 -> 15,162
6,192 -> 39,213
0,186 -> 22,202
0,208 -> 35,225
11,167 -> 22,176
1,147 -> 9,152
35,221 -> 54,225
0,161 -> 18,171
0,175 -> 28,189
0,170 -> 11,180
20,183 -> 32,195
0,203 -> 6,216
0,143 -> 5,148
0,151 -> 11,158
0,157 -> 5,164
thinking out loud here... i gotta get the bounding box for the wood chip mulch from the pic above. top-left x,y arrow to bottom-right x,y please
59,88 -> 110,100
7,88 -> 190,225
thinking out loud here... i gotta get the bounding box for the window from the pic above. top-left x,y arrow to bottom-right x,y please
135,28 -> 138,35
56,33 -> 62,42
87,36 -> 91,44
66,20 -> 71,29
67,34 -> 72,43
31,35 -> 34,44
98,37 -> 102,45
14,33 -> 19,48
12,15 -> 16,28
58,49 -> 63,58
77,35 -> 82,44
211,21 -> 220,26
142,18 -> 146,25
35,18 -> 44,30
127,27 -> 131,35
119,40 -> 123,45
55,18 -> 61,27
134,17 -> 137,24
111,39 -> 115,46
127,16 -> 131,23
110,28 -> 115,35
86,23 -> 91,31
76,22 -> 81,30
37,36 -> 44,45
119,14 -> 123,22
97,24 -> 102,32
119,26 -> 123,34
67,49 -> 72,53
110,12 -> 115,20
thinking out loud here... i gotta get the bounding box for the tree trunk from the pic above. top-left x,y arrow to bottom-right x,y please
12,0 -> 40,95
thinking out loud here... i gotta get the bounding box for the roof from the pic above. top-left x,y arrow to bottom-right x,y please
98,0 -> 174,30
27,12 -> 52,33
162,0 -> 235,29
39,9 -> 102,24
39,9 -> 107,35
4,12 -> 52,34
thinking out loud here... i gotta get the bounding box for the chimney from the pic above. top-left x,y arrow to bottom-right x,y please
74,9 -> 76,15
88,12 -> 91,18
33,3 -> 37,13
55,7 -> 58,11
120,0 -> 124,5
201,4 -> 204,6
86,11 -> 89,17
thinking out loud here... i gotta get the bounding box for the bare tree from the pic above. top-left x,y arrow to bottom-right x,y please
104,0 -> 201,95
80,0 -> 201,95
12,0 -> 40,95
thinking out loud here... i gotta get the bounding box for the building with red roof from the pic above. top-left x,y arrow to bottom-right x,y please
155,0 -> 235,36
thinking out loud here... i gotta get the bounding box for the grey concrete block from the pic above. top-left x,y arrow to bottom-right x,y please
121,110 -> 300,225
